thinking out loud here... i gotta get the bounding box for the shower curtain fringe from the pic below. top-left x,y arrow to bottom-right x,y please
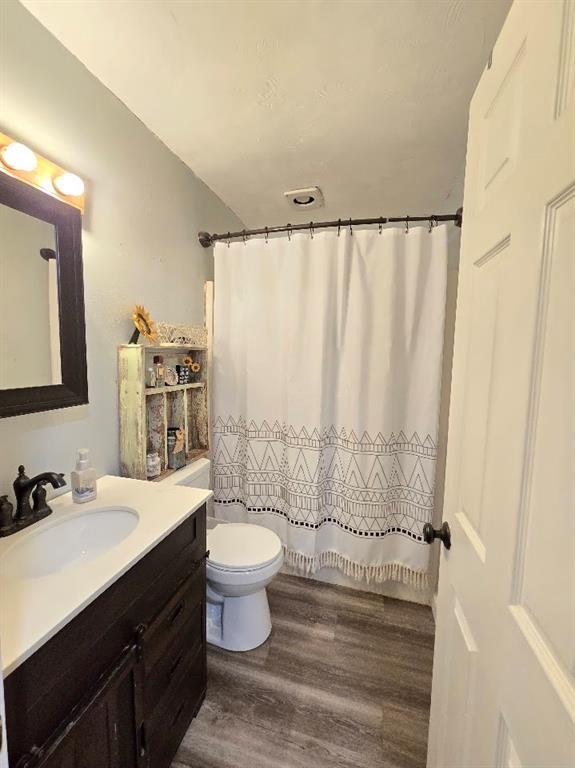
283,547 -> 430,590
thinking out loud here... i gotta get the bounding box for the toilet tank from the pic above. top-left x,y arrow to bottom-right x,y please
159,458 -> 211,489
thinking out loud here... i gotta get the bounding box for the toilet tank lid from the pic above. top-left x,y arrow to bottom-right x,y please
158,458 -> 210,487
207,523 -> 282,570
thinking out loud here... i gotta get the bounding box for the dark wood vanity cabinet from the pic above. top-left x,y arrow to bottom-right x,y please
4,504 -> 207,768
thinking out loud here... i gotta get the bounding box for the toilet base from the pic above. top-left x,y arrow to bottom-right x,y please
207,588 -> 272,651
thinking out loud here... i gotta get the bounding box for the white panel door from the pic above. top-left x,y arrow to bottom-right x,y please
427,1 -> 575,766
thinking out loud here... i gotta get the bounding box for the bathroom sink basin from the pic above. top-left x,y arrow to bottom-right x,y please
0,507 -> 139,580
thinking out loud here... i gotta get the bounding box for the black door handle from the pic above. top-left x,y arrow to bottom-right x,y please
423,521 -> 451,550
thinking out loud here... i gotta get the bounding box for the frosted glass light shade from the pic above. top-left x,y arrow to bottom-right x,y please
53,172 -> 85,197
1,142 -> 38,172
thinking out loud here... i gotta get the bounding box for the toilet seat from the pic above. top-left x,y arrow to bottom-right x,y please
206,523 -> 284,651
207,523 -> 282,572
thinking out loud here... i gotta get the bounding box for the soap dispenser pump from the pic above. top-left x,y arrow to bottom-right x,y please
71,449 -> 97,503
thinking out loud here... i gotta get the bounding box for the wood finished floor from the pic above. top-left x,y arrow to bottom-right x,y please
173,574 -> 435,768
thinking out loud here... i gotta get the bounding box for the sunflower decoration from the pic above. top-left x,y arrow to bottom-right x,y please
129,304 -> 157,344
183,354 -> 201,380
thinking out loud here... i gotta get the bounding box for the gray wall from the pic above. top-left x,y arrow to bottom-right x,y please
0,0 -> 242,494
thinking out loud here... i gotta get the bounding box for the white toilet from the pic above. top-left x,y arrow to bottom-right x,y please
206,522 -> 283,651
161,458 -> 284,651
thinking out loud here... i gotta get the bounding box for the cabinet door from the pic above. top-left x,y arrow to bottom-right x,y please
17,644 -> 145,768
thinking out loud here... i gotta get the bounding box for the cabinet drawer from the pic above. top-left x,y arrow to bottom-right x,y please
144,599 -> 203,714
144,561 -> 204,666
137,536 -> 204,635
147,647 -> 205,768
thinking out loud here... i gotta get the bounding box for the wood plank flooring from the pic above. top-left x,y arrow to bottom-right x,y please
173,574 -> 435,768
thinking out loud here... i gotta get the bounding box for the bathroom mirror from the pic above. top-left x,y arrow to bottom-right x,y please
0,171 -> 88,417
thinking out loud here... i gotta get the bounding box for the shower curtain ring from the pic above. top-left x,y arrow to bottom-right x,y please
242,229 -> 247,244
337,219 -> 342,237
405,216 -> 409,234
227,232 -> 231,247
378,217 -> 384,235
349,218 -> 353,236
265,226 -> 269,243
309,221 -> 314,239
287,223 -> 292,241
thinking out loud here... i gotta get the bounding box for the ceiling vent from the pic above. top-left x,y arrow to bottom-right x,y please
284,186 -> 324,211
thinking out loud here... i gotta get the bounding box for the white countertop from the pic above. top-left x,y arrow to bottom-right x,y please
0,475 -> 211,676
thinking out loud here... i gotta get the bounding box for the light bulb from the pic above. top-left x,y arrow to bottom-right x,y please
0,142 -> 38,172
53,172 -> 84,197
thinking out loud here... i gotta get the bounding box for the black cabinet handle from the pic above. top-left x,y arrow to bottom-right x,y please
192,550 -> 210,568
137,722 -> 147,758
171,701 -> 186,727
168,599 -> 186,625
423,521 -> 451,550
134,623 -> 146,661
169,653 -> 184,678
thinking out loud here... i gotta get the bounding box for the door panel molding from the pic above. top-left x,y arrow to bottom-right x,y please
436,595 -> 479,768
479,41 -> 526,206
510,183 -> 575,605
458,234 -> 510,540
555,0 -> 575,118
455,510 -> 486,563
510,605 -> 575,723
496,714 -> 523,768
473,233 -> 512,268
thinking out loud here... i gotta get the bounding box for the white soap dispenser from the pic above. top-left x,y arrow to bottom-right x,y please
71,448 -> 97,503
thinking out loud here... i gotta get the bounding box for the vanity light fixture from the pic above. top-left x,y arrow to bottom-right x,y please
53,172 -> 85,198
0,131 -> 85,213
0,142 -> 38,172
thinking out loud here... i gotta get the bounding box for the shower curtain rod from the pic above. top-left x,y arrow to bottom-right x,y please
198,207 -> 462,247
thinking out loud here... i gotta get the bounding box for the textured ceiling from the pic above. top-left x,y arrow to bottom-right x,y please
22,0 -> 511,228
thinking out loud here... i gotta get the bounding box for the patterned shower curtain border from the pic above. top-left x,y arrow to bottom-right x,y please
213,417 -> 438,541
283,547 -> 430,589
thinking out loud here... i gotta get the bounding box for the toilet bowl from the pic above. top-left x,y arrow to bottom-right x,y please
206,523 -> 283,651
159,459 -> 283,651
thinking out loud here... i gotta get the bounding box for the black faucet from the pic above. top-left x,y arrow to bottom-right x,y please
0,465 -> 67,536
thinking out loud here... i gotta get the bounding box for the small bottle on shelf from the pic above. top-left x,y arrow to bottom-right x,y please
146,452 -> 161,479
153,355 -> 165,386
146,366 -> 156,388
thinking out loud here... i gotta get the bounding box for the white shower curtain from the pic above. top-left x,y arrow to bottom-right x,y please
212,225 -> 447,588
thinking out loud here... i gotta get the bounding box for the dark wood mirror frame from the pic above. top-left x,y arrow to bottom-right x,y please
0,171 -> 88,418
